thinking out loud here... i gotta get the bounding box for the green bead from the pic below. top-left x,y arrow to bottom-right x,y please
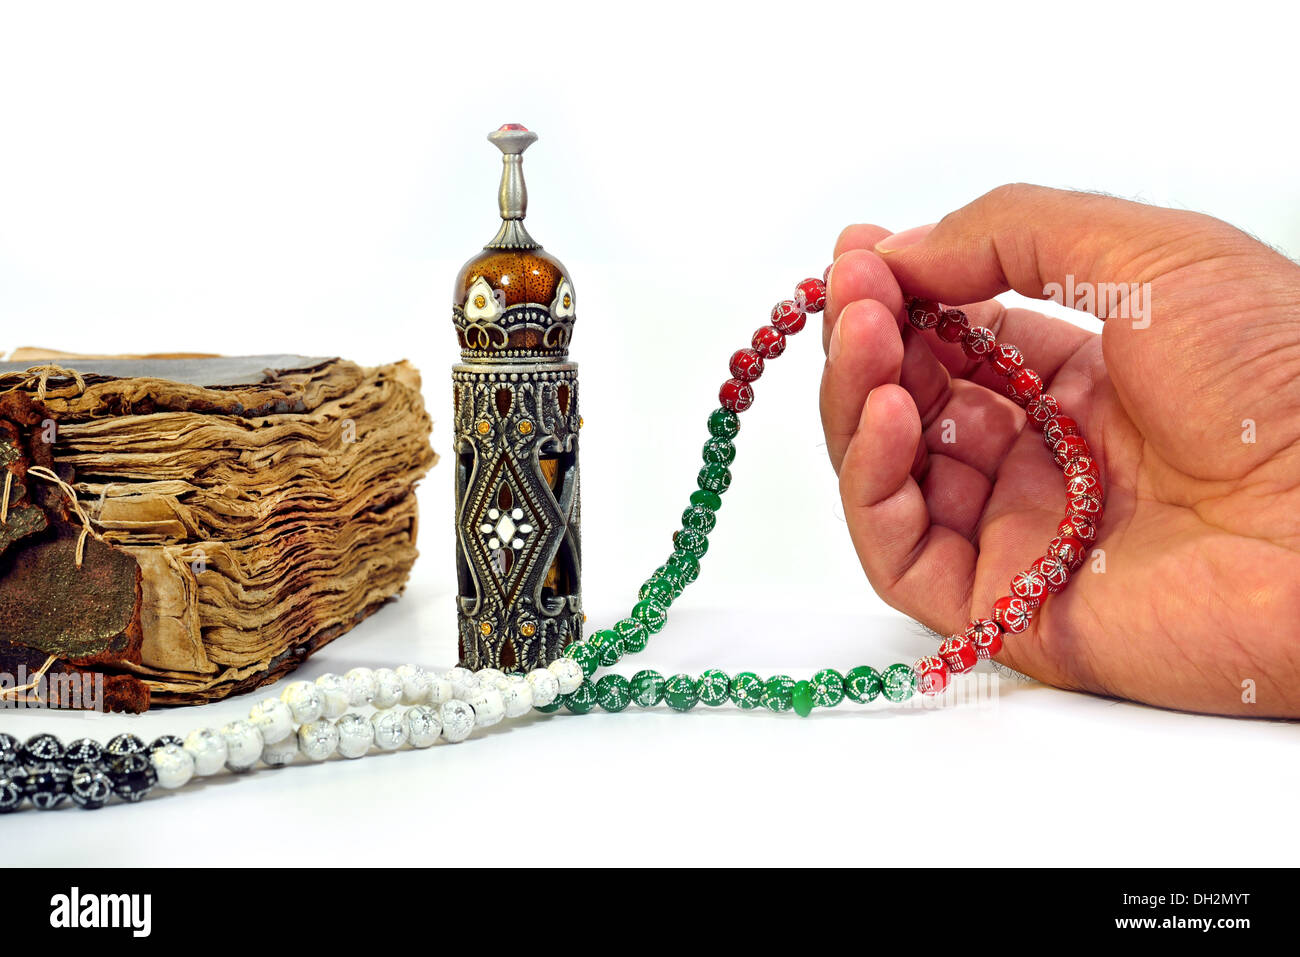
665,550 -> 701,584
630,669 -> 665,707
791,680 -> 814,717
681,504 -> 717,534
708,407 -> 740,440
563,679 -> 598,714
588,629 -> 625,667
881,663 -> 917,702
534,698 -> 563,713
595,674 -> 632,713
811,668 -> 845,708
844,665 -> 883,703
563,641 -> 599,678
662,673 -> 699,712
697,463 -> 732,494
652,563 -> 688,594
631,599 -> 668,634
695,669 -> 731,706
761,675 -> 795,713
729,671 -> 764,710
702,436 -> 736,466
638,577 -> 676,606
690,489 -> 722,511
673,527 -> 709,558
614,617 -> 649,654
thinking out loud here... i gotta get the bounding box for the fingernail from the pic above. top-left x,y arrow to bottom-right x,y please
828,313 -> 846,361
875,223 -> 936,254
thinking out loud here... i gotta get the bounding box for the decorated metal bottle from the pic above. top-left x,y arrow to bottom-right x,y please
451,124 -> 582,671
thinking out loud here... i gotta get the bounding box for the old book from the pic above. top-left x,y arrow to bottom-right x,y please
0,353 -> 436,710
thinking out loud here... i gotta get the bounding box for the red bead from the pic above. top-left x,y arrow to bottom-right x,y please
771,300 -> 807,335
1068,492 -> 1104,518
795,278 -> 826,313
729,348 -> 764,382
1043,414 -> 1080,446
1058,513 -> 1097,545
988,343 -> 1024,376
1010,568 -> 1047,605
963,326 -> 996,359
906,297 -> 941,331
914,655 -> 951,695
1048,535 -> 1087,570
1065,472 -> 1102,498
993,595 -> 1034,634
1006,368 -> 1043,405
964,618 -> 1003,659
1051,435 -> 1091,468
938,635 -> 979,674
719,378 -> 755,413
751,325 -> 787,359
1063,455 -> 1100,481
1034,554 -> 1072,593
1025,393 -> 1060,426
822,263 -> 833,283
936,308 -> 969,343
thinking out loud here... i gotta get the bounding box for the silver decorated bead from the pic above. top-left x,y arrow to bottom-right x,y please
371,668 -> 404,710
445,667 -> 478,700
500,678 -> 534,718
280,680 -> 323,725
428,673 -> 454,706
395,664 -> 432,705
151,744 -> 195,789
475,667 -> 506,688
298,720 -> 339,762
315,673 -> 351,718
344,667 -> 378,707
548,657 -> 583,694
336,713 -> 374,759
183,727 -> 229,776
439,699 -> 475,743
221,719 -> 264,772
526,668 -> 560,706
466,685 -> 505,727
404,705 -> 441,748
261,734 -> 299,768
248,697 -> 293,744
371,710 -> 407,750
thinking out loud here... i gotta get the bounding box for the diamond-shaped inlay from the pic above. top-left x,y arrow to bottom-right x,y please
481,507 -> 533,551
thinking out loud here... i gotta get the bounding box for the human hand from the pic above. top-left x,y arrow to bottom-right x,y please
819,185 -> 1300,717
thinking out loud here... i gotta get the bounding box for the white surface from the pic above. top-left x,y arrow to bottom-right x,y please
1,1 -> 1296,865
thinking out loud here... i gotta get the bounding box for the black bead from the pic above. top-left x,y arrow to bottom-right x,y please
0,766 -> 27,813
149,735 -> 183,753
64,738 -> 105,767
106,753 -> 157,802
105,733 -> 147,757
0,733 -> 20,766
25,761 -> 71,810
21,733 -> 64,763
69,763 -> 113,810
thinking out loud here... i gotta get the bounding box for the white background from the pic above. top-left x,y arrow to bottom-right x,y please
1,1 -> 1296,865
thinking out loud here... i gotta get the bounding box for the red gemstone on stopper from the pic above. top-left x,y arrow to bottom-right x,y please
719,378 -> 754,412
965,618 -> 1003,658
729,348 -> 764,382
914,655 -> 951,695
938,635 -> 978,674
989,344 -> 1024,377
751,325 -> 786,359
771,300 -> 807,335
795,278 -> 826,313
937,309 -> 969,343
993,595 -> 1034,634
963,326 -> 996,359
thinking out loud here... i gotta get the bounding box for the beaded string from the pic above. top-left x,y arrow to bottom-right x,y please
0,270 -> 1103,812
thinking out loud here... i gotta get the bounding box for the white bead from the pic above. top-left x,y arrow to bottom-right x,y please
475,667 -> 506,688
371,668 -> 404,710
298,720 -> 339,761
526,668 -> 560,706
336,713 -> 374,759
395,664 -> 432,705
500,678 -> 534,718
548,657 -> 583,694
183,728 -> 229,776
445,667 -> 478,700
248,697 -> 293,744
221,719 -> 264,772
315,673 -> 351,718
466,686 -> 505,727
404,705 -> 441,747
280,680 -> 323,724
439,699 -> 475,743
344,667 -> 378,706
261,734 -> 299,768
427,674 -> 454,706
371,710 -> 407,750
151,744 -> 195,789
